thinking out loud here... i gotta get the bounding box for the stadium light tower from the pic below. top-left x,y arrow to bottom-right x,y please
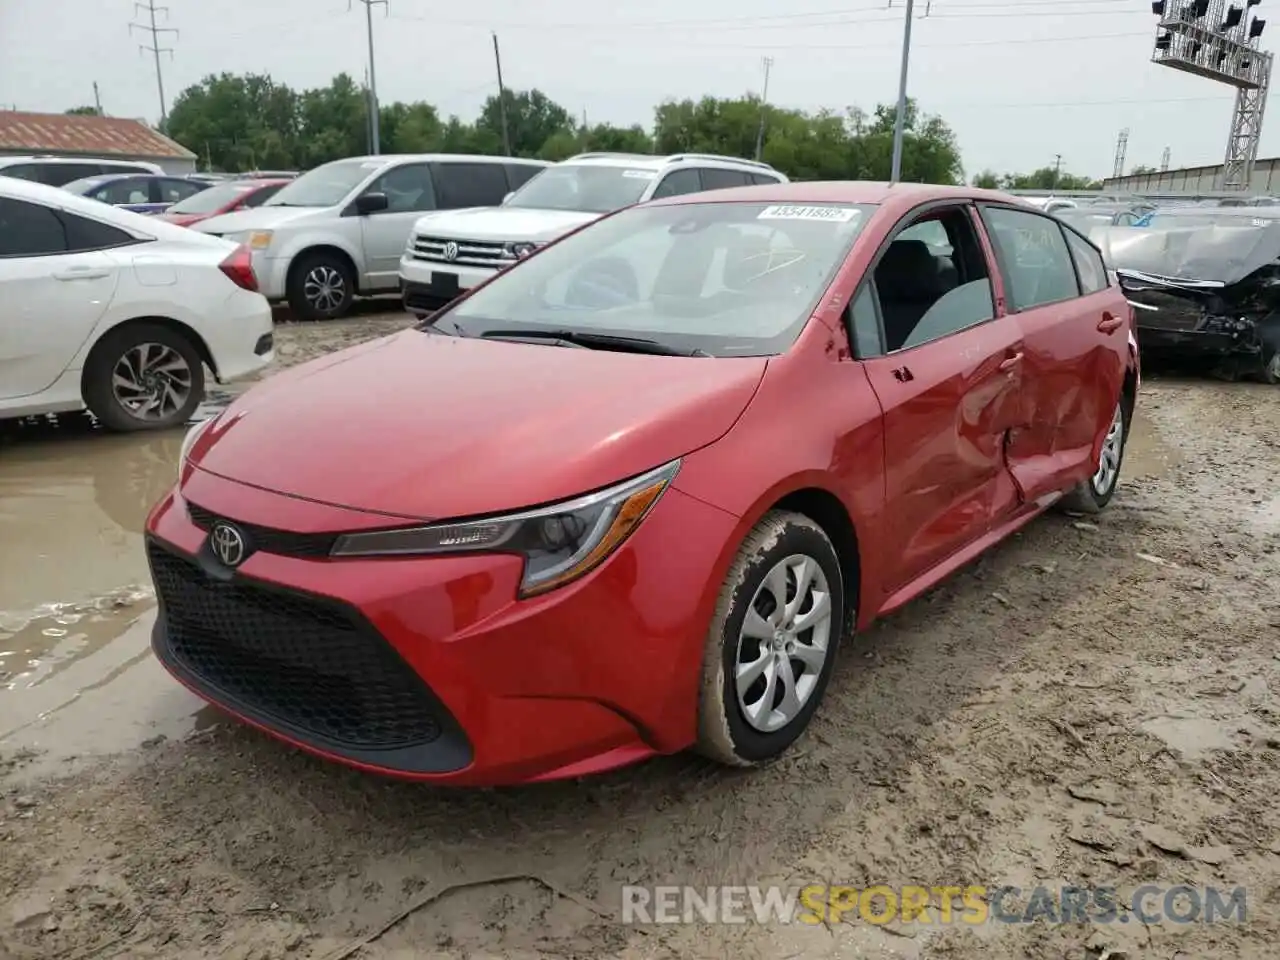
1151,0 -> 1273,189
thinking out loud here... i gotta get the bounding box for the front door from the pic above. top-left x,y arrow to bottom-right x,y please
357,162 -> 437,289
851,202 -> 1027,593
978,204 -> 1127,501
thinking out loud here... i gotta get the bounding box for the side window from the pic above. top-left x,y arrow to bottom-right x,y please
698,168 -> 751,191
505,163 -> 543,191
981,206 -> 1081,310
749,172 -> 782,185
847,284 -> 883,358
57,163 -> 105,183
243,183 -> 284,207
0,163 -> 51,184
99,178 -> 151,205
431,162 -> 509,208
650,168 -> 702,199
1063,228 -> 1108,294
64,212 -> 138,252
871,206 -> 996,352
0,198 -> 68,257
159,178 -> 204,203
365,163 -> 436,213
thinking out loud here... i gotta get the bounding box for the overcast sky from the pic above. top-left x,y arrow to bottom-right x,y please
1,0 -> 1274,179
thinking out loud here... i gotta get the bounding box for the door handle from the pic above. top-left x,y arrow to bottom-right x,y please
1098,313 -> 1125,334
53,267 -> 109,281
999,351 -> 1023,371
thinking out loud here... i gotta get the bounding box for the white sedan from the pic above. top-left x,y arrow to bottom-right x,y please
0,177 -> 274,431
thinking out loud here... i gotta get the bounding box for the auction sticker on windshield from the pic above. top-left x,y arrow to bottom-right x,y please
758,205 -> 859,222
623,170 -> 657,179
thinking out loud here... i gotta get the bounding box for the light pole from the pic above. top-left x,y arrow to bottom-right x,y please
890,0 -> 915,183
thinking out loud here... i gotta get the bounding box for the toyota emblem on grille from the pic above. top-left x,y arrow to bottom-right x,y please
441,241 -> 459,262
210,522 -> 247,567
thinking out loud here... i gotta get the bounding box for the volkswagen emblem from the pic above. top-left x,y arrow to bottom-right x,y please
441,241 -> 459,262
209,522 -> 247,568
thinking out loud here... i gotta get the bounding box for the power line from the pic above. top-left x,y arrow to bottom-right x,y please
128,0 -> 177,129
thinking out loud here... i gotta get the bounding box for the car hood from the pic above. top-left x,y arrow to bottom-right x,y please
192,205 -> 328,235
189,330 -> 767,519
412,206 -> 600,243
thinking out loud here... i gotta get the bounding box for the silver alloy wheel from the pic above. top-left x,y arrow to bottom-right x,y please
1091,402 -> 1125,495
734,553 -> 834,734
111,342 -> 193,421
303,265 -> 346,313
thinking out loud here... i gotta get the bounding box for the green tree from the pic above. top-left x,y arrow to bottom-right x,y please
477,89 -> 573,157
1128,164 -> 1158,176
972,170 -> 1001,188
1001,167 -> 1101,190
65,105 -> 101,116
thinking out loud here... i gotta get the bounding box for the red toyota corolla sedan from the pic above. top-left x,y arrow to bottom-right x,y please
154,178 -> 290,228
147,182 -> 1139,786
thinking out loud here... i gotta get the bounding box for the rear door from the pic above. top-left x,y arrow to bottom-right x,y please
852,201 -> 1026,594
0,197 -> 121,400
978,204 -> 1126,501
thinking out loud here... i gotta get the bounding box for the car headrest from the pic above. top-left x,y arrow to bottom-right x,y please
875,239 -> 947,301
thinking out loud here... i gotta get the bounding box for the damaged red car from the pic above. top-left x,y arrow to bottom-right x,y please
146,182 -> 1140,786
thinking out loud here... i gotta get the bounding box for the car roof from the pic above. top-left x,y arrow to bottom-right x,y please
0,155 -> 158,167
334,153 -> 550,166
646,180 -> 1022,214
560,152 -> 781,174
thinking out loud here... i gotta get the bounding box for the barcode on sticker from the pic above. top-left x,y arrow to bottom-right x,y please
622,169 -> 657,179
758,204 -> 857,222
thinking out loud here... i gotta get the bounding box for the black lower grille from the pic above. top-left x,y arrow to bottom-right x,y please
148,542 -> 442,748
186,501 -> 337,558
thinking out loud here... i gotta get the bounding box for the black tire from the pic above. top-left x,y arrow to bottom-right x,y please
287,251 -> 355,320
83,322 -> 205,432
696,511 -> 845,767
1059,391 -> 1132,515
1262,349 -> 1280,385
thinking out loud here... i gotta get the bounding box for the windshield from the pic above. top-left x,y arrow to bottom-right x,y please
505,164 -> 657,213
441,201 -> 875,356
1145,212 -> 1278,229
167,182 -> 256,214
264,159 -> 381,208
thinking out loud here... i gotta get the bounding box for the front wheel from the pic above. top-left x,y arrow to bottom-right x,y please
696,511 -> 844,767
1260,348 -> 1280,385
83,322 -> 205,432
288,252 -> 355,320
1060,395 -> 1130,514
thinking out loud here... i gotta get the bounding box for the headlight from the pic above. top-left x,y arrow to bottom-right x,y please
330,460 -> 680,597
247,230 -> 273,250
503,241 -> 540,259
177,416 -> 214,481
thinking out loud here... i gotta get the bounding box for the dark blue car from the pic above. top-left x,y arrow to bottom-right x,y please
61,173 -> 210,215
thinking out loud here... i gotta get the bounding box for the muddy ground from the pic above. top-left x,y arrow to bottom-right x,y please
1,311 -> 1278,959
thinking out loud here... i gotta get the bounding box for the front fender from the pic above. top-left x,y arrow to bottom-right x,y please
274,226 -> 367,277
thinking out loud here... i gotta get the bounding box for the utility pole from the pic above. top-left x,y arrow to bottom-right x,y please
351,0 -> 387,154
363,66 -> 374,154
93,82 -> 103,115
890,0 -> 916,182
492,32 -> 512,155
128,1 -> 177,130
1112,128 -> 1129,179
1052,154 -> 1062,190
1161,146 -> 1171,172
754,56 -> 773,162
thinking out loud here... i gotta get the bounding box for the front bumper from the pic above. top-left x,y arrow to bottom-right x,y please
1136,322 -> 1264,359
145,467 -> 738,785
399,253 -> 496,303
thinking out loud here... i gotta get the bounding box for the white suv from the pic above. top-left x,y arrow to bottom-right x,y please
191,154 -> 549,319
398,152 -> 788,315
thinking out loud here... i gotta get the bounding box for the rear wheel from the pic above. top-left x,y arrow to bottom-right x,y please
83,322 -> 204,432
1060,394 -> 1130,514
288,252 -> 355,320
696,511 -> 844,767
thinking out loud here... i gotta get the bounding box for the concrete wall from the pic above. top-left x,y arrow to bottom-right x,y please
1104,157 -> 1280,195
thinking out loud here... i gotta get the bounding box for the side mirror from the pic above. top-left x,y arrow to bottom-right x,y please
355,192 -> 389,215
502,192 -> 514,205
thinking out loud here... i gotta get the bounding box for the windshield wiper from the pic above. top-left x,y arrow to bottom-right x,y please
477,329 -> 709,357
